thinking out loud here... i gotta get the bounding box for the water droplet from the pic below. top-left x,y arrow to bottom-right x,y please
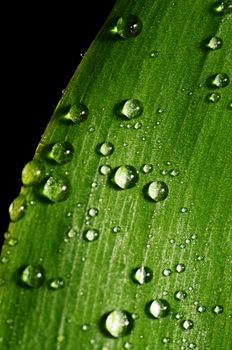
119,99 -> 143,119
147,299 -> 170,319
88,208 -> 99,217
212,305 -> 223,314
116,15 -> 143,39
175,263 -> 185,273
132,266 -> 153,284
197,305 -> 207,313
7,237 -> 19,247
188,342 -> 197,349
181,319 -> 194,330
49,277 -> 65,290
144,181 -> 169,202
228,101 -> 232,109
134,121 -> 142,129
112,165 -> 138,189
63,103 -> 89,123
150,50 -> 159,58
22,160 -> 46,185
180,207 -> 188,213
162,268 -> 172,277
103,310 -> 134,338
81,323 -> 91,331
20,264 -> 45,288
174,290 -> 187,301
207,92 -> 221,103
112,225 -> 121,233
210,73 -> 230,88
97,142 -> 114,156
99,164 -> 112,175
169,169 -> 180,177
124,341 -> 133,349
66,227 -> 78,239
206,36 -> 223,50
162,337 -> 171,344
42,175 -> 70,202
83,229 -> 99,242
56,334 -> 65,343
213,1 -> 232,14
48,142 -> 74,164
141,164 -> 153,174
9,195 -> 27,221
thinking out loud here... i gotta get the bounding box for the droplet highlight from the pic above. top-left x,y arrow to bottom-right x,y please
181,319 -> 194,330
116,15 -> 143,39
207,92 -> 221,103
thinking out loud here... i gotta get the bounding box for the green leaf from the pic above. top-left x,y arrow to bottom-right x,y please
1,0 -> 232,349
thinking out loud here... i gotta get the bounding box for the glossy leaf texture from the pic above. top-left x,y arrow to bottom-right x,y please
0,0 -> 232,349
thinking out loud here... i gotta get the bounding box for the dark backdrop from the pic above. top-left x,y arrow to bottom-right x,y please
1,1 -> 116,246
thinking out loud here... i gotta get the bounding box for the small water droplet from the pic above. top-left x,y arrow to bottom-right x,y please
141,164 -> 153,174
174,290 -> 187,301
20,264 -> 45,288
49,277 -> 65,290
124,341 -> 133,349
150,50 -> 159,58
88,208 -> 99,217
99,164 -> 112,175
9,195 -> 27,221
134,121 -> 142,129
210,73 -> 230,88
147,299 -> 170,319
144,181 -> 169,202
228,101 -> 232,109
207,92 -> 221,103
181,319 -> 194,330
112,225 -> 121,233
162,337 -> 171,344
119,99 -> 143,119
7,237 -> 19,247
112,165 -> 138,189
42,175 -> 70,202
180,207 -> 188,213
175,263 -> 185,273
205,36 -> 223,50
213,1 -> 232,14
81,323 -> 91,331
197,305 -> 207,313
22,160 -> 46,185
188,343 -> 197,349
212,305 -> 223,314
66,227 -> 78,238
132,266 -> 153,284
97,142 -> 114,156
63,103 -> 89,123
48,142 -> 74,164
103,310 -> 134,338
162,268 -> 172,277
169,169 -> 180,177
83,229 -> 99,242
116,15 -> 143,39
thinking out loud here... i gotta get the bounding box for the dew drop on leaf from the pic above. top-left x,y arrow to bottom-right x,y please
88,208 -> 99,217
144,181 -> 169,202
162,268 -> 172,277
207,92 -> 221,103
112,225 -> 121,233
141,164 -> 153,174
9,195 -> 27,222
213,1 -> 232,14
119,99 -> 143,119
49,277 -> 65,290
20,264 -> 45,288
48,142 -> 74,164
174,290 -> 187,301
146,299 -> 170,319
7,237 -> 18,247
112,165 -> 138,189
132,266 -> 153,284
42,175 -> 70,202
181,319 -> 194,330
205,36 -> 223,50
103,310 -> 134,338
83,229 -> 99,242
97,142 -> 114,156
63,103 -> 89,123
210,73 -> 230,88
162,337 -> 171,344
228,101 -> 232,109
175,263 -> 186,273
116,15 -> 143,39
22,160 -> 46,185
197,305 -> 207,313
212,305 -> 223,314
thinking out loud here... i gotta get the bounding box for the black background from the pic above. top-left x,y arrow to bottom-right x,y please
1,1 -> 116,246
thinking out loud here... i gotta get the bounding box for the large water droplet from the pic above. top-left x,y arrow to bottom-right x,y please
88,208 -> 99,217
147,299 -> 170,319
181,319 -> 194,330
22,160 -> 46,185
112,165 -> 138,189
210,73 -> 230,88
49,277 -> 65,290
144,181 -> 169,202
103,310 -> 134,338
9,195 -> 27,221
205,36 -> 223,50
20,264 -> 45,288
207,92 -> 221,103
119,99 -> 143,119
63,103 -> 89,123
42,175 -> 70,202
97,142 -> 114,156
48,142 -> 74,164
132,266 -> 153,284
116,15 -> 143,39
83,229 -> 99,242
